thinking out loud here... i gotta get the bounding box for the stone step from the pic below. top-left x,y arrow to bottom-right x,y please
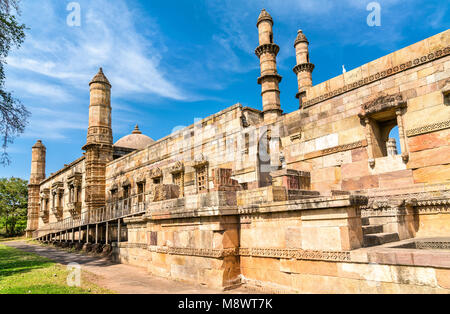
363,232 -> 400,247
362,224 -> 384,235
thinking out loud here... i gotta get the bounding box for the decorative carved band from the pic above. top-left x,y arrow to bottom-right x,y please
322,140 -> 366,155
406,120 -> 450,137
148,246 -> 237,258
293,62 -> 315,74
117,242 -> 147,249
239,247 -> 351,262
300,140 -> 367,161
416,241 -> 450,250
413,198 -> 450,206
140,245 -> 351,262
255,43 -> 280,58
303,46 -> 450,108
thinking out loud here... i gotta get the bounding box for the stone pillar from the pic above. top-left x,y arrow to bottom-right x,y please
26,140 -> 46,237
106,222 -> 109,245
86,224 -> 90,243
117,219 -> 121,244
293,30 -> 314,108
255,9 -> 282,122
396,109 -> 409,163
364,118 -> 375,167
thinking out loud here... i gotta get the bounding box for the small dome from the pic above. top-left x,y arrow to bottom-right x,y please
294,30 -> 309,46
89,67 -> 111,87
114,125 -> 154,150
32,140 -> 46,149
257,9 -> 273,27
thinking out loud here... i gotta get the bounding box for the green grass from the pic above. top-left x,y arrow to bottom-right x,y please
0,244 -> 113,294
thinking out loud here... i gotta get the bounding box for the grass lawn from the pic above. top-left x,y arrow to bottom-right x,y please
0,244 -> 113,294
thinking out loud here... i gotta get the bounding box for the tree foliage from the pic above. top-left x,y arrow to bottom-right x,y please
0,177 -> 28,236
0,0 -> 28,165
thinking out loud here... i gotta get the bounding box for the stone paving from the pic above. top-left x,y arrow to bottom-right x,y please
2,241 -> 248,294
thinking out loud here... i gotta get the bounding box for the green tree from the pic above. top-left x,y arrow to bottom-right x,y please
0,177 -> 28,236
0,0 -> 29,165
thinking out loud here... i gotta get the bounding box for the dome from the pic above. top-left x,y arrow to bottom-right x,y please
114,125 -> 155,150
257,9 -> 273,27
89,67 -> 111,87
294,30 -> 309,46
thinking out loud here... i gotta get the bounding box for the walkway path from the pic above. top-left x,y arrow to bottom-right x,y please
3,241 -> 247,294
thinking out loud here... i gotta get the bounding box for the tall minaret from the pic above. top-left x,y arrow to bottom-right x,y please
255,9 -> 282,122
26,140 -> 46,237
82,68 -> 113,212
293,30 -> 314,108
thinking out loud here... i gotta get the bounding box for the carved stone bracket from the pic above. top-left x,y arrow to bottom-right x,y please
149,167 -> 162,179
191,154 -> 209,169
168,161 -> 184,174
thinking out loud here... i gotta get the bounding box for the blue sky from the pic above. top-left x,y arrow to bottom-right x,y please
1,0 -> 448,179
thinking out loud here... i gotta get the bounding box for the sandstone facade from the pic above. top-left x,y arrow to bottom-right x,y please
29,10 -> 450,293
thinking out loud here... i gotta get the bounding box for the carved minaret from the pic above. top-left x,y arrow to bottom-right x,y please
82,68 -> 113,213
26,140 -> 46,237
293,30 -> 314,108
255,9 -> 282,122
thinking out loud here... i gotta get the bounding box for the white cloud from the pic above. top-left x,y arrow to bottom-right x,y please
6,79 -> 74,102
7,0 -> 185,100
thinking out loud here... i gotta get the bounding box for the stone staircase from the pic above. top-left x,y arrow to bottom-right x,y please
362,218 -> 400,247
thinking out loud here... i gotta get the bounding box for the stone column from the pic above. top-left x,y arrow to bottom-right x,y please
364,118 -> 375,167
106,222 -> 109,245
396,109 -> 408,163
117,219 -> 121,244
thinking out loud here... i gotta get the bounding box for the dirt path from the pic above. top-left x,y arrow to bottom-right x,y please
3,241 -> 247,294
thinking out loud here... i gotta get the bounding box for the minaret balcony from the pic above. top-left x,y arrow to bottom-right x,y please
255,43 -> 280,58
293,62 -> 315,75
257,73 -> 282,85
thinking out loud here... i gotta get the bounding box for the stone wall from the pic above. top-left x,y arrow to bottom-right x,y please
36,157 -> 86,234
282,30 -> 449,194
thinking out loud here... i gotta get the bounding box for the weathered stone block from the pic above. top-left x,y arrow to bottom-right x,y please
408,129 -> 450,152
413,165 -> 450,183
153,184 -> 180,202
